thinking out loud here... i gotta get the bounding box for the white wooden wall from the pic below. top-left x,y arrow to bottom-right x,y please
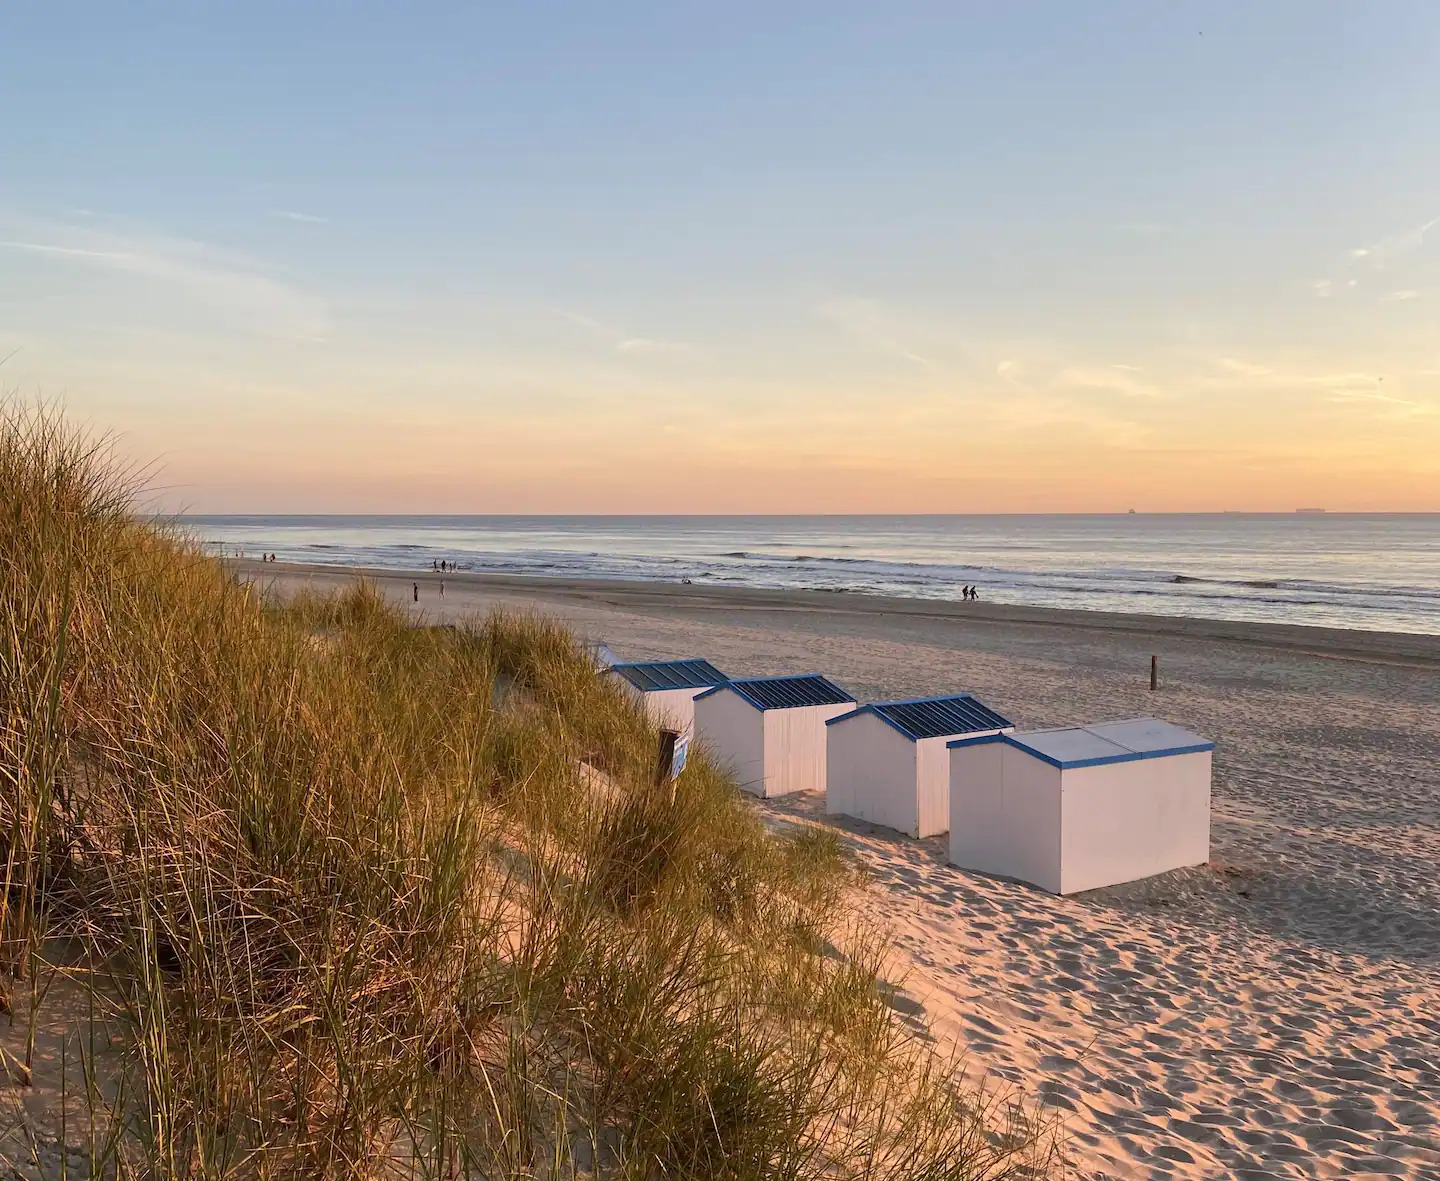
762,702 -> 855,798
826,713 -> 917,834
639,686 -> 706,736
913,735 -> 955,838
694,690 -> 766,795
1058,750 -> 1211,893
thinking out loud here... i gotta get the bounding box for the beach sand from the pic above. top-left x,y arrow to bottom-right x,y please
236,562 -> 1440,1177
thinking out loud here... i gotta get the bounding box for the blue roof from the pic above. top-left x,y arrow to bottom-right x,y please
607,659 -> 729,692
827,694 -> 1012,740
947,718 -> 1214,769
697,673 -> 856,711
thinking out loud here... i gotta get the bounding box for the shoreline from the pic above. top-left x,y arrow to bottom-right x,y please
231,558 -> 1440,668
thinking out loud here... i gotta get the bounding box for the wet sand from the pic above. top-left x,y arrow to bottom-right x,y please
235,561 -> 1440,1178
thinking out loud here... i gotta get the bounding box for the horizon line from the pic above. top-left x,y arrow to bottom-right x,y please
161,509 -> 1440,519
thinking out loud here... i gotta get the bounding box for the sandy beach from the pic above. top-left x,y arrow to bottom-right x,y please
235,560 -> 1440,1179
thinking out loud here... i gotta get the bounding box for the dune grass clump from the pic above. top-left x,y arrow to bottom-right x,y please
0,403 -> 1059,1179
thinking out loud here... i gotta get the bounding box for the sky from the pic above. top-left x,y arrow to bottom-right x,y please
2,1 -> 1439,513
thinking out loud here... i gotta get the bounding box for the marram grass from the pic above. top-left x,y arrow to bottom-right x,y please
0,403 -> 1061,1179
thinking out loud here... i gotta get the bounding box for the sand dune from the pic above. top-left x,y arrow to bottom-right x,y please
237,563 -> 1440,1178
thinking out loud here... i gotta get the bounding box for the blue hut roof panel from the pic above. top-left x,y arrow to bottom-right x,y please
712,673 -> 856,711
609,659 -> 729,692
870,695 -> 1012,740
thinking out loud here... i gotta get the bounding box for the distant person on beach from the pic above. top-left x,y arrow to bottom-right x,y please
961,585 -> 971,600
971,585 -> 980,601
439,580 -> 445,598
413,582 -> 418,603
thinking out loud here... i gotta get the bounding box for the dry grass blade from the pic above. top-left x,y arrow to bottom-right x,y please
0,401 -> 1063,1180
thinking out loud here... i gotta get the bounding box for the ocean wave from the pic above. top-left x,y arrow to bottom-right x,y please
192,515 -> 1440,634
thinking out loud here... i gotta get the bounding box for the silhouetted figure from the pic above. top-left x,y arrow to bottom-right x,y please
413,582 -> 419,603
432,560 -> 438,572
439,580 -> 445,598
971,585 -> 980,601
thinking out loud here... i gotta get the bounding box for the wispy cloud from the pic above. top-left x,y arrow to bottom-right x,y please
1381,289 -> 1421,303
0,213 -> 331,339
1213,357 -> 1275,379
1,240 -> 136,262
616,337 -> 688,356
817,297 -> 936,367
270,209 -> 328,224
1204,356 -> 1425,409
1323,386 -> 1435,416
1111,363 -> 1144,372
557,309 -> 689,358
1055,366 -> 1163,399
1350,215 -> 1440,264
1310,214 -> 1439,301
560,310 -> 604,332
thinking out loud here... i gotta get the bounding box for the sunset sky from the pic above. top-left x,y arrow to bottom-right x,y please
3,2 -> 1439,512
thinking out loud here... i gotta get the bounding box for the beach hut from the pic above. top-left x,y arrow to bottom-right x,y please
826,695 -> 1013,837
694,674 -> 856,798
585,641 -> 618,669
947,718 -> 1213,895
605,659 -> 729,735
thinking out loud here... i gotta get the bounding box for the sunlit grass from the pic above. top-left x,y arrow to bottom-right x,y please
0,402 -> 1060,1179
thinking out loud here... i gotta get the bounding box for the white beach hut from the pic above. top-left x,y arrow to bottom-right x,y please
826,695 -> 1013,838
948,718 -> 1214,895
694,674 -> 857,798
585,642 -> 618,670
605,659 -> 729,736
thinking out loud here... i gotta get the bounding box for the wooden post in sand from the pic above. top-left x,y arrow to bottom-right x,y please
1150,655 -> 1158,691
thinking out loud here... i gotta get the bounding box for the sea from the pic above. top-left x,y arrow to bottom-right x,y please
184,514 -> 1440,636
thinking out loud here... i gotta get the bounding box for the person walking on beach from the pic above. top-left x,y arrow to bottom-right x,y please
439,580 -> 445,599
413,582 -> 419,603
